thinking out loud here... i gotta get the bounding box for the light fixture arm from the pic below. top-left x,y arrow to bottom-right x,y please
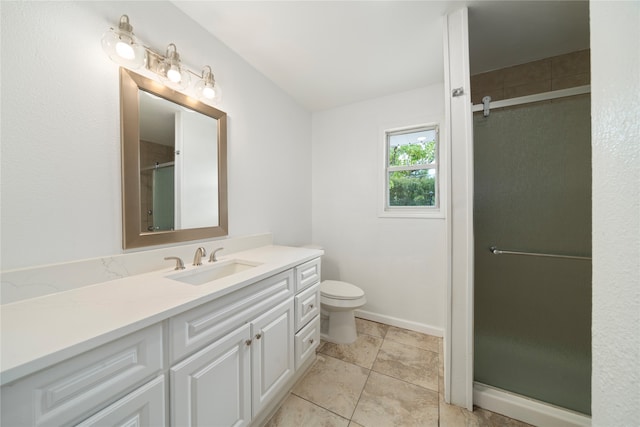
118,15 -> 134,34
165,43 -> 180,63
201,65 -> 215,85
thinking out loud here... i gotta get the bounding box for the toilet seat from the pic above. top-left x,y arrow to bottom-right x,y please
321,280 -> 364,300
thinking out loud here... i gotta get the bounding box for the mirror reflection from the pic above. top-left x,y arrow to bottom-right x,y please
139,92 -> 219,232
120,68 -> 228,249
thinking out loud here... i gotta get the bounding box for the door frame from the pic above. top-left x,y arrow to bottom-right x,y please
443,6 -> 474,410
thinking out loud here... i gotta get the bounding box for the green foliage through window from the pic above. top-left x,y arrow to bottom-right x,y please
389,140 -> 436,166
386,126 -> 438,208
389,170 -> 436,206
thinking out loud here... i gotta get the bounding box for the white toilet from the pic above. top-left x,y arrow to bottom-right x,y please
320,280 -> 366,344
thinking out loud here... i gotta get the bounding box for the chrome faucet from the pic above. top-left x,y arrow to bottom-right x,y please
209,247 -> 224,262
193,247 -> 207,266
164,256 -> 185,270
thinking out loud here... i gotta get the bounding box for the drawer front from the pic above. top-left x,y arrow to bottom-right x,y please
1,324 -> 163,427
295,282 -> 320,331
170,269 -> 294,363
295,315 -> 320,370
295,258 -> 321,293
76,375 -> 165,427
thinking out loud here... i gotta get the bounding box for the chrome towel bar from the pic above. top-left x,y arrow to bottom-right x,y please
489,246 -> 591,261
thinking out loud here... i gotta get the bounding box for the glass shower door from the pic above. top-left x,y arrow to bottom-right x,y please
473,95 -> 592,414
152,165 -> 175,231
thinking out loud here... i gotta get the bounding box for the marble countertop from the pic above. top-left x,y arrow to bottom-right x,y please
0,245 -> 323,386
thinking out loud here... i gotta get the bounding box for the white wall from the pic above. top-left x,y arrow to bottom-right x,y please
0,2 -> 312,270
312,85 -> 446,333
590,1 -> 640,424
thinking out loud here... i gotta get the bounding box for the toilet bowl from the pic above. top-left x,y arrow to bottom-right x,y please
320,280 -> 366,344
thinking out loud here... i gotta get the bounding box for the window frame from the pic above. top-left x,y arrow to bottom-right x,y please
379,122 -> 444,219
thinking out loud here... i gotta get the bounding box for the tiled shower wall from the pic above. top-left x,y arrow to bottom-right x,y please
470,49 -> 590,105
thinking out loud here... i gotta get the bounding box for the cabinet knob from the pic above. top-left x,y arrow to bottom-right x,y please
308,304 -> 314,310
255,333 -> 262,340
245,339 -> 252,346
309,338 -> 314,344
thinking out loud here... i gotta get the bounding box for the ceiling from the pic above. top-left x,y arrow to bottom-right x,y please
173,1 -> 589,112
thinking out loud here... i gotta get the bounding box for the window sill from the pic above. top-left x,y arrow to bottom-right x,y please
378,209 -> 445,219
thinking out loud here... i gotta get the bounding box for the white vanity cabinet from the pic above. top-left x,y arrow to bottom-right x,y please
0,252 -> 322,427
0,324 -> 164,427
75,376 -> 166,427
170,324 -> 252,426
169,266 -> 304,426
295,314 -> 321,369
168,269 -> 294,364
293,259 -> 321,369
295,258 -> 321,293
250,298 -> 295,416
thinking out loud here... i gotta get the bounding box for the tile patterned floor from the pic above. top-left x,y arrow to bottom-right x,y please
264,318 -> 533,427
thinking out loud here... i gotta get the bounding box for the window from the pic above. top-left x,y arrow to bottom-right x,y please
382,124 -> 440,217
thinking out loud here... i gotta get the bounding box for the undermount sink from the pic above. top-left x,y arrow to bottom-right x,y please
167,259 -> 262,286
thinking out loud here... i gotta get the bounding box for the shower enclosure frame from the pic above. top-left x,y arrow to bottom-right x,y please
470,85 -> 590,116
469,86 -> 592,427
443,11 -> 592,425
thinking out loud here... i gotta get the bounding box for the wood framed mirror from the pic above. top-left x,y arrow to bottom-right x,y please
120,68 -> 228,249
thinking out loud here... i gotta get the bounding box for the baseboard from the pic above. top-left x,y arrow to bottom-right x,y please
354,309 -> 444,337
473,383 -> 591,427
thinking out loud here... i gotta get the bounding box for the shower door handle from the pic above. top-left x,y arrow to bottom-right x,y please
490,246 -> 591,261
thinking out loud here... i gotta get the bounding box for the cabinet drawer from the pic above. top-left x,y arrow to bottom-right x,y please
295,258 -> 321,292
76,375 -> 165,427
295,282 -> 320,331
1,324 -> 163,427
295,315 -> 320,370
170,269 -> 294,363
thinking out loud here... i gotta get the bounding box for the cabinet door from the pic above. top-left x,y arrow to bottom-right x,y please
76,376 -> 165,427
171,324 -> 251,427
251,298 -> 294,416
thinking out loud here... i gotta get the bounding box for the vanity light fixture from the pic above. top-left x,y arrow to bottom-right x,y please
101,15 -> 145,69
194,66 -> 221,102
102,15 -> 220,104
159,44 -> 190,90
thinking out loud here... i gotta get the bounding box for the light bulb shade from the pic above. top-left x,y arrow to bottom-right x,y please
166,66 -> 182,83
195,79 -> 221,103
160,44 -> 190,90
160,64 -> 190,90
195,66 -> 221,103
101,16 -> 145,69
